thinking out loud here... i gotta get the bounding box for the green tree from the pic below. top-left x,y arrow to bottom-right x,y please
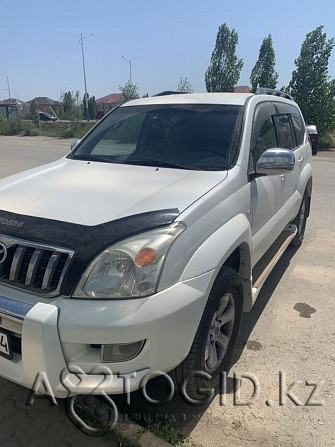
60,91 -> 75,119
119,81 -> 140,101
250,35 -> 278,92
177,77 -> 193,93
82,92 -> 89,120
60,90 -> 82,122
289,26 -> 335,134
205,23 -> 243,92
82,93 -> 97,120
73,90 -> 82,122
88,95 -> 97,120
30,98 -> 39,127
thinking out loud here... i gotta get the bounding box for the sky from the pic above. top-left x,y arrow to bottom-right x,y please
1,0 -> 335,102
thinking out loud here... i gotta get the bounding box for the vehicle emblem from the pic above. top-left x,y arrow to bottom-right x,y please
0,242 -> 7,264
0,218 -> 23,228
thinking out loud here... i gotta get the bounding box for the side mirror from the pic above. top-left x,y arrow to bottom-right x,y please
71,139 -> 81,151
256,148 -> 295,176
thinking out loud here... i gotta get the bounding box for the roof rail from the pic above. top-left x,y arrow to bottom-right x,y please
153,91 -> 185,96
255,87 -> 293,101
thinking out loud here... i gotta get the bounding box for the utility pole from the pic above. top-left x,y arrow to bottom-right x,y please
79,33 -> 93,121
121,56 -> 132,84
0,74 -> 11,100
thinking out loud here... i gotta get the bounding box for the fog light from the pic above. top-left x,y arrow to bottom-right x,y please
102,340 -> 145,362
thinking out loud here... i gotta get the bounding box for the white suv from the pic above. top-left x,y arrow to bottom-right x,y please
0,89 -> 312,399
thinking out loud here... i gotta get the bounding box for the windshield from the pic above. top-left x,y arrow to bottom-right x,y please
69,104 -> 244,171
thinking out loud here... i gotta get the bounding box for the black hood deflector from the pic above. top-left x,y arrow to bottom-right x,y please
0,208 -> 179,295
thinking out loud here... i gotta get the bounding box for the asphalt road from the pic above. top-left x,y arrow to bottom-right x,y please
0,136 -> 71,178
0,136 -> 334,446
0,137 -> 118,447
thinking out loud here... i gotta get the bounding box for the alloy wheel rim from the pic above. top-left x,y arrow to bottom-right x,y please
204,292 -> 235,373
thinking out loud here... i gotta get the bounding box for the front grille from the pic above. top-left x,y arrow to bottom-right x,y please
0,234 -> 74,296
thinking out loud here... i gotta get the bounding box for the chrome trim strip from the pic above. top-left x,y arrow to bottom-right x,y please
0,313 -> 23,335
0,233 -> 74,297
0,295 -> 33,320
0,233 -> 74,254
25,249 -> 43,286
9,246 -> 26,281
42,252 -> 60,290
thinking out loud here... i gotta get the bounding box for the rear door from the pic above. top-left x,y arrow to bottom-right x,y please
273,102 -> 307,220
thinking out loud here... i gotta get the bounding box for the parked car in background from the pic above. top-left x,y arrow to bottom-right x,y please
306,124 -> 319,155
39,112 -> 57,122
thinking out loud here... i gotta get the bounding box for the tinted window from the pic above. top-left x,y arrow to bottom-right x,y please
251,103 -> 278,168
291,110 -> 305,146
275,114 -> 295,149
70,104 -> 244,171
253,117 -> 277,163
274,102 -> 305,148
92,114 -> 145,155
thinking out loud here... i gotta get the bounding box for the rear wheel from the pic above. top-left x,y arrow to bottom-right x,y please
290,192 -> 308,247
171,266 -> 243,401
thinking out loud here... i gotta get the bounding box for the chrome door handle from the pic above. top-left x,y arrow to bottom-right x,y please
298,157 -> 303,165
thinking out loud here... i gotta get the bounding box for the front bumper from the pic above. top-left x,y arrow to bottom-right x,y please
0,270 -> 214,398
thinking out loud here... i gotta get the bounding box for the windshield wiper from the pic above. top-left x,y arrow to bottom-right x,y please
125,159 -> 204,171
70,155 -> 205,170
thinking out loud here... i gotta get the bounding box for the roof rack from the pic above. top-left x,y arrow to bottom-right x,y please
255,87 -> 293,101
153,91 -> 185,96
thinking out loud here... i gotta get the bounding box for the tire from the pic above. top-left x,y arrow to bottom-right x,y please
171,266 -> 243,402
290,192 -> 308,247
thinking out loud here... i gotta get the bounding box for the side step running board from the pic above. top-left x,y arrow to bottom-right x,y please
252,224 -> 297,303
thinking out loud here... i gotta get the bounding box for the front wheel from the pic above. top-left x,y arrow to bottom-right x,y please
290,192 -> 308,247
171,266 -> 243,401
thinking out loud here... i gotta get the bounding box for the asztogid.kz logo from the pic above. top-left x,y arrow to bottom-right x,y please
0,241 -> 7,264
25,368 -> 325,436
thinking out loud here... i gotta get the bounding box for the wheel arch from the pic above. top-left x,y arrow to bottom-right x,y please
220,242 -> 253,311
180,214 -> 253,311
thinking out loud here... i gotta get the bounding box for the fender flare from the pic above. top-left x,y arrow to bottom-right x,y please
180,214 -> 253,309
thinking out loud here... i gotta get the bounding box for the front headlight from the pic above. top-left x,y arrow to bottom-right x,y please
73,222 -> 185,299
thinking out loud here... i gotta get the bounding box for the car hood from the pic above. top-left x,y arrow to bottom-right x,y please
0,158 -> 227,226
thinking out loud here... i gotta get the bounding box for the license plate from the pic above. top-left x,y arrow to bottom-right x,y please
0,330 -> 13,360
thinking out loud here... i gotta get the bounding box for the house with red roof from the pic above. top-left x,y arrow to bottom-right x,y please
27,97 -> 63,116
0,98 -> 29,118
96,93 -> 124,117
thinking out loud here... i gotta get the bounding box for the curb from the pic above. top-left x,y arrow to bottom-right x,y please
65,396 -> 173,446
114,420 -> 173,447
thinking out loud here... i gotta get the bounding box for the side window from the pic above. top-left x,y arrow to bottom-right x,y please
274,114 -> 295,149
251,103 -> 278,168
273,102 -> 305,148
291,109 -> 305,146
